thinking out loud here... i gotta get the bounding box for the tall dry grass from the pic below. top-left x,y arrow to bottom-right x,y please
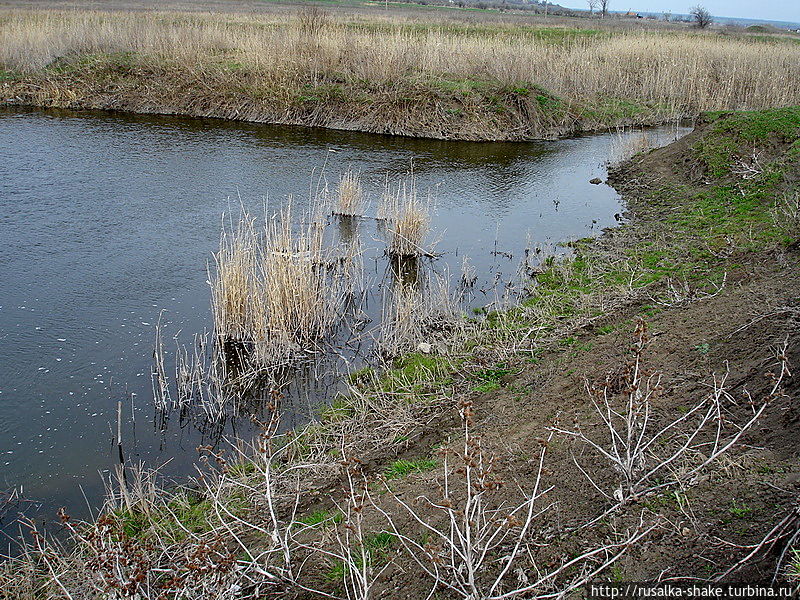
1,10 -> 799,117
382,178 -> 431,258
209,203 -> 343,366
257,204 -> 334,360
334,168 -> 363,217
210,213 -> 260,343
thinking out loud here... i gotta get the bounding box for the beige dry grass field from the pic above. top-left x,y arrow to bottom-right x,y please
2,7 -> 800,138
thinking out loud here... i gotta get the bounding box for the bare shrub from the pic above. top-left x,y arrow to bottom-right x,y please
373,400 -> 657,599
2,463 -> 291,599
307,459 -> 393,600
554,320 -> 791,504
690,5 -> 713,29
715,505 -> 800,584
296,5 -> 330,37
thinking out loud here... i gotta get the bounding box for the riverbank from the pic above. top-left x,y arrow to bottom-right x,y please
2,10 -> 800,140
3,107 -> 798,598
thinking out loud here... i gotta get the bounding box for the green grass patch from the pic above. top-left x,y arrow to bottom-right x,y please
320,396 -> 356,422
728,499 -> 753,519
324,531 -> 398,581
379,353 -> 455,396
228,460 -> 257,477
296,510 -> 343,527
364,531 -> 397,554
112,508 -> 150,539
106,490 -> 236,541
695,106 -> 800,178
325,559 -> 347,581
166,495 -> 216,534
469,363 -> 512,393
384,457 -> 438,479
788,549 -> 800,580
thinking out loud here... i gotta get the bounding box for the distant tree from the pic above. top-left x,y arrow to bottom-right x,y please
690,5 -> 713,28
587,0 -> 599,15
599,0 -> 609,18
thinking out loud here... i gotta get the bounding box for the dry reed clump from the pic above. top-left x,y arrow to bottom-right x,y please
382,179 -> 431,258
256,205 -> 337,363
3,11 -> 800,138
210,214 -> 260,344
208,204 -> 344,368
333,168 -> 363,217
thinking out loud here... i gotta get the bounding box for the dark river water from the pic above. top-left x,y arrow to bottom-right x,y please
0,106 -> 688,529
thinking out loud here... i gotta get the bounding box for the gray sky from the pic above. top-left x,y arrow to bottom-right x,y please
560,0 -> 800,23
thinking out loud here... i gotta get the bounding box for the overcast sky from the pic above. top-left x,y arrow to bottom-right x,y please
559,0 -> 799,23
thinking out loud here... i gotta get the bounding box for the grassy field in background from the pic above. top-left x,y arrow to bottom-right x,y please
1,7 -> 800,139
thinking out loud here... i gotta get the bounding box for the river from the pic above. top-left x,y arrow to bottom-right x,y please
0,106 -> 688,527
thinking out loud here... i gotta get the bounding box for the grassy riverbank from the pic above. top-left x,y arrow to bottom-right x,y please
3,107 -> 798,598
2,9 -> 800,139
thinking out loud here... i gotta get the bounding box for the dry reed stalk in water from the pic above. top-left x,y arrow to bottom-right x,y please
378,268 -> 462,358
608,127 -> 652,166
209,214 -> 260,343
255,204 -> 342,363
208,203 -> 347,367
384,179 -> 430,258
334,168 -> 363,217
